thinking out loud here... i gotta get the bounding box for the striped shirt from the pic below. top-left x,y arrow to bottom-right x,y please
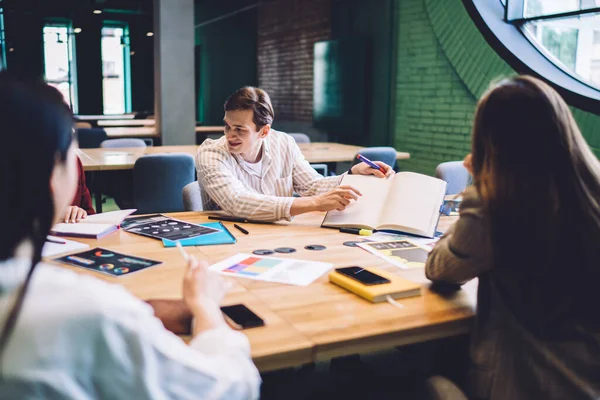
196,130 -> 342,221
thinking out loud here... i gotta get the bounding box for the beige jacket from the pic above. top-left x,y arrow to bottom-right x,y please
426,186 -> 600,400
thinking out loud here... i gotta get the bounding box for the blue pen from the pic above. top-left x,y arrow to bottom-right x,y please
356,154 -> 386,174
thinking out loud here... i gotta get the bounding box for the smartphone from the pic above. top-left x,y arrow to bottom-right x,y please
221,304 -> 265,330
335,266 -> 390,286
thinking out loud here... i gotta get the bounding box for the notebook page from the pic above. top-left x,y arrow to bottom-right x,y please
379,172 -> 446,236
322,175 -> 392,229
83,209 -> 136,225
42,236 -> 89,257
51,223 -> 115,236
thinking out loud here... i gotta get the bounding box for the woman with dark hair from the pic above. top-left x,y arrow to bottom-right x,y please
0,73 -> 260,398
426,76 -> 600,400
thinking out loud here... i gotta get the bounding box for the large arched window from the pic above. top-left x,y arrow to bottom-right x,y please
503,0 -> 600,90
464,0 -> 600,113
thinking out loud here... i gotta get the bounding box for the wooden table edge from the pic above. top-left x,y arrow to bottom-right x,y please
312,317 -> 473,361
252,347 -> 316,372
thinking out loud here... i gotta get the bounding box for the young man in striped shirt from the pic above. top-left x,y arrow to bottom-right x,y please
196,86 -> 394,222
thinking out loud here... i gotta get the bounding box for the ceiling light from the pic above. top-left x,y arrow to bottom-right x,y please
74,28 -> 82,33
146,32 -> 154,37
93,9 -> 102,14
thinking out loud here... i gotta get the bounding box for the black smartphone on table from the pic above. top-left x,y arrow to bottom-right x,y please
221,304 -> 265,329
335,266 -> 391,286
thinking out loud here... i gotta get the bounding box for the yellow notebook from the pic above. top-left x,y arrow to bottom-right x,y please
329,267 -> 421,303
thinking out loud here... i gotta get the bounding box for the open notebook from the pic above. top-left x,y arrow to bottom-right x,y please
50,209 -> 136,239
322,173 -> 447,238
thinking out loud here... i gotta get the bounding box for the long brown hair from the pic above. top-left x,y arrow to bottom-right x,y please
471,75 -> 600,333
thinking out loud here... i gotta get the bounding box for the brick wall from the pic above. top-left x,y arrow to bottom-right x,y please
257,0 -> 331,123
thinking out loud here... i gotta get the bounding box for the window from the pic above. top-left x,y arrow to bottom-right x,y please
43,24 -> 78,112
0,8 -> 6,70
503,0 -> 600,90
524,0 -> 600,19
101,23 -> 132,114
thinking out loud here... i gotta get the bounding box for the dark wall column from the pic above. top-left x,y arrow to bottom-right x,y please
154,0 -> 195,145
74,16 -> 103,115
4,12 -> 44,80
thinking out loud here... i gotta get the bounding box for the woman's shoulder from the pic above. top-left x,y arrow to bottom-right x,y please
459,186 -> 484,217
31,262 -> 153,319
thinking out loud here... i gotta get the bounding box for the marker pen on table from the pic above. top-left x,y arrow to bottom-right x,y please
233,224 -> 249,235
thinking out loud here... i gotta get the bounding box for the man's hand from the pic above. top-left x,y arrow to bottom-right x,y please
351,161 -> 394,178
313,185 -> 362,212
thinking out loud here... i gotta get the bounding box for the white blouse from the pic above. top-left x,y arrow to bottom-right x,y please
0,258 -> 261,399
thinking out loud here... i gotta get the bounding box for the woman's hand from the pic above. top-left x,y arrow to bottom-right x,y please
463,154 -> 473,175
64,206 -> 87,223
182,255 -> 229,333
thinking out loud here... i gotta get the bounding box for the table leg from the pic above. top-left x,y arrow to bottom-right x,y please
91,171 -> 103,213
95,187 -> 103,213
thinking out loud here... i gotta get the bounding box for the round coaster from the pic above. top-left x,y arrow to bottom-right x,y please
253,249 -> 274,256
274,247 -> 297,254
305,244 -> 326,251
343,241 -> 365,247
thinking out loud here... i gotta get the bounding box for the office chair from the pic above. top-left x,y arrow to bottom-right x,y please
133,154 -> 196,214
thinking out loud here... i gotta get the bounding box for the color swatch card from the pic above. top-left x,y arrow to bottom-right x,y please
124,215 -> 220,241
55,247 -> 162,277
210,253 -> 333,286
357,240 -> 430,269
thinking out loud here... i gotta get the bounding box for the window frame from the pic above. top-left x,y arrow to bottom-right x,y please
503,0 -> 600,92
42,20 -> 79,113
101,20 -> 132,115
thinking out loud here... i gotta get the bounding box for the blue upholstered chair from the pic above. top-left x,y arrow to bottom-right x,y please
100,138 -> 148,148
434,161 -> 470,195
77,128 -> 108,149
182,182 -> 203,212
133,153 -> 196,214
288,133 -> 311,143
351,147 -> 398,170
288,133 -> 328,176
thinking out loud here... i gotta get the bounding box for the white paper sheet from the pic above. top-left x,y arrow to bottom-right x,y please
42,236 -> 90,257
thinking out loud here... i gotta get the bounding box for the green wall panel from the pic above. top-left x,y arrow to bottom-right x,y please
394,0 -> 600,175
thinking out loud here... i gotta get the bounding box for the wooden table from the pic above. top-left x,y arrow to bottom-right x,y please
100,125 -> 224,140
76,114 -> 136,121
103,127 -> 160,138
48,212 -> 475,372
195,126 -> 224,133
79,143 -> 410,172
98,119 -> 156,127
